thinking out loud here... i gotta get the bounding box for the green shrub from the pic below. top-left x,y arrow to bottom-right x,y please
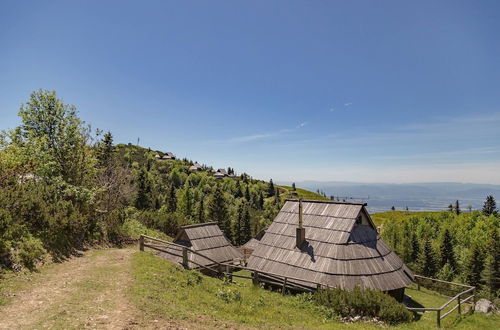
313,287 -> 413,325
215,287 -> 242,303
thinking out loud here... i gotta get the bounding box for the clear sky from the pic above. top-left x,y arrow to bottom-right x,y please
1,0 -> 499,184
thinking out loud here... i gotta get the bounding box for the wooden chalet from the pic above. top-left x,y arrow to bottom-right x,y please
189,162 -> 203,171
159,222 -> 243,270
246,199 -> 414,301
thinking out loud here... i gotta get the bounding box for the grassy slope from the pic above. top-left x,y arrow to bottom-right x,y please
278,185 -> 330,201
129,251 -> 499,329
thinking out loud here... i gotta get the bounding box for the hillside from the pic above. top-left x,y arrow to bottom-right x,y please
1,247 -> 497,329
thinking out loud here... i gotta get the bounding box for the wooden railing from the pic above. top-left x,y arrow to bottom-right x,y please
407,275 -> 475,327
140,235 -> 476,327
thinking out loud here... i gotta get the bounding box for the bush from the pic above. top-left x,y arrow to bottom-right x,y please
313,287 -> 413,325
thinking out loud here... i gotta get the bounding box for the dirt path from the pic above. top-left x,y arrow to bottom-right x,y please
0,248 -> 186,330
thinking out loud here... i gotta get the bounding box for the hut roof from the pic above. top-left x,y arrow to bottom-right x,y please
160,222 -> 243,269
247,199 -> 414,291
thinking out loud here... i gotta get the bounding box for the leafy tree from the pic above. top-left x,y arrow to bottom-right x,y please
466,245 -> 484,287
482,195 -> 497,216
418,238 -> 437,277
440,228 -> 456,270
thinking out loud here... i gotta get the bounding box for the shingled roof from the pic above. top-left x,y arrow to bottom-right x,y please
247,199 -> 414,291
159,222 -> 243,269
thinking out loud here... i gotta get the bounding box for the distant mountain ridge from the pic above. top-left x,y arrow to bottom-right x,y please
277,181 -> 500,213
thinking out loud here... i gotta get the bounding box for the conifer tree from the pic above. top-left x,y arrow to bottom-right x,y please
166,184 -> 177,212
258,193 -> 264,210
135,168 -> 151,209
268,179 -> 275,197
197,197 -> 205,223
481,229 -> 499,293
235,180 -> 243,198
440,228 -> 456,270
97,131 -> 114,168
391,206 -> 395,211
292,182 -> 296,191
410,234 -> 420,263
482,195 -> 497,216
454,200 -> 461,215
418,238 -> 437,277
177,184 -> 193,219
466,245 -> 484,287
448,204 -> 454,212
208,184 -> 231,240
233,202 -> 244,245
242,203 -> 252,244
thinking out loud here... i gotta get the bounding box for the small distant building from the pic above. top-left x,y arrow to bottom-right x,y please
161,152 -> 176,160
155,154 -> 161,159
159,222 -> 244,270
247,199 -> 414,301
214,172 -> 225,179
189,162 -> 203,171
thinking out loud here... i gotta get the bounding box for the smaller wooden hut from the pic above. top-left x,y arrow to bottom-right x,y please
159,222 -> 243,270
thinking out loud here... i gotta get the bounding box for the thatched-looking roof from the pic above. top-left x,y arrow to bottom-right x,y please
160,222 -> 243,269
247,200 -> 414,291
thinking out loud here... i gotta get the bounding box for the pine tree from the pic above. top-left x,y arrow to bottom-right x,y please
391,206 -> 395,211
466,245 -> 484,287
418,238 -> 437,277
274,188 -> 281,205
448,204 -> 454,212
410,234 -> 420,263
235,180 -> 243,198
454,200 -> 461,215
258,193 -> 264,210
482,195 -> 497,216
233,202 -> 243,245
268,179 -> 275,197
135,168 -> 151,209
177,184 -> 193,219
440,228 -> 456,270
292,182 -> 296,191
208,184 -> 231,240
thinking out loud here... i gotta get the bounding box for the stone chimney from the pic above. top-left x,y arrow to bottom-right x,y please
296,199 -> 306,248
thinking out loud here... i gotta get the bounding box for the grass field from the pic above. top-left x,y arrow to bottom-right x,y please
278,185 -> 330,201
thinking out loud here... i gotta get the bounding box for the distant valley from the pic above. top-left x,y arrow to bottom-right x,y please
278,181 -> 500,213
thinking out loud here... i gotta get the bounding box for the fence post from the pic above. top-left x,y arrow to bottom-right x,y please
282,277 -> 287,295
252,271 -> 259,285
226,265 -> 233,282
457,295 -> 461,315
182,247 -> 189,269
436,310 -> 441,328
317,283 -> 321,291
139,235 -> 144,251
472,288 -> 476,312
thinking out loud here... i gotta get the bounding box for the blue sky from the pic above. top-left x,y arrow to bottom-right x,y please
1,0 -> 499,183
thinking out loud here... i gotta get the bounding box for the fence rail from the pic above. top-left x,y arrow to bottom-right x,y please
139,235 -> 475,327
407,275 -> 475,327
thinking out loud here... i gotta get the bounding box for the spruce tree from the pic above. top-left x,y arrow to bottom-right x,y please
454,200 -> 461,215
135,168 -> 151,209
208,184 -> 231,240
448,204 -> 454,212
418,238 -> 437,277
391,206 -> 395,211
177,184 -> 193,219
481,229 -> 499,293
233,202 -> 244,245
440,228 -> 456,270
482,195 -> 497,216
166,184 -> 177,212
292,182 -> 296,191
466,245 -> 484,287
235,180 -> 243,198
197,197 -> 205,223
410,234 -> 420,263
258,193 -> 264,210
268,179 -> 275,197
242,203 -> 252,243
97,131 -> 114,168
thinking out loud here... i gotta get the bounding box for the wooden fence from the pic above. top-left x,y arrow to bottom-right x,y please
407,275 -> 476,327
139,235 -> 476,327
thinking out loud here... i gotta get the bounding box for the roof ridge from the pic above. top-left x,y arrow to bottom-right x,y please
181,222 -> 219,229
285,199 -> 367,206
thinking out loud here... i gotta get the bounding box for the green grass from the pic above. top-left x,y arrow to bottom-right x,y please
278,185 -> 330,201
130,252 -> 500,329
371,211 -> 444,227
